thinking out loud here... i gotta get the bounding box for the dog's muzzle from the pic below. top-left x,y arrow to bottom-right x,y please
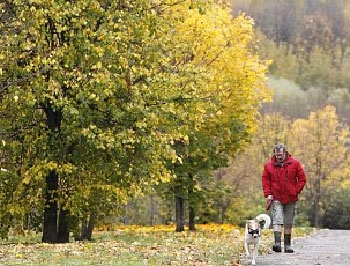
249,229 -> 260,238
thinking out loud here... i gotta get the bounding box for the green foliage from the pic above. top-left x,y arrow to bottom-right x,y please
236,1 -> 350,127
153,0 -> 272,227
0,0 -> 271,238
265,75 -> 350,125
225,197 -> 265,226
294,212 -> 311,227
324,188 -> 350,229
264,77 -> 308,119
0,0 -> 198,234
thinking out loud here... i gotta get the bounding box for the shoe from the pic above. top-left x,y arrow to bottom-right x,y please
273,244 -> 282,252
273,231 -> 282,252
284,234 -> 294,253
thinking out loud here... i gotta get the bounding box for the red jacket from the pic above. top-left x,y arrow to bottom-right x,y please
262,153 -> 306,204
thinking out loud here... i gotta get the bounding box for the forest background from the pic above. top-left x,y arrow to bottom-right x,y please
124,0 -> 350,231
126,0 -> 350,231
1,0 -> 350,245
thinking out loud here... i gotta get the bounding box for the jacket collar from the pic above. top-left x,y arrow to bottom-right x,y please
272,153 -> 292,167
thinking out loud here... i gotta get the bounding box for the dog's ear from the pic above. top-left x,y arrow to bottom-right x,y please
259,220 -> 265,228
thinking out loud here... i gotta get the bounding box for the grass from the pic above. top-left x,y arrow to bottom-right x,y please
0,224 -> 315,265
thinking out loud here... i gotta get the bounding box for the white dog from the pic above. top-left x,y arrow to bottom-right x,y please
244,213 -> 271,265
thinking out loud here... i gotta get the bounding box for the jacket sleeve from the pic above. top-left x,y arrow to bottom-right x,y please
295,161 -> 306,194
261,163 -> 271,198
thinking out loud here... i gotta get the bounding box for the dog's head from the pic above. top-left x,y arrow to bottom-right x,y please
247,220 -> 260,238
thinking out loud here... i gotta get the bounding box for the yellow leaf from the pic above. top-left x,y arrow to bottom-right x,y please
23,176 -> 31,185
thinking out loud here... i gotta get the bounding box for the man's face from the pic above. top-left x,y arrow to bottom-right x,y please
274,148 -> 286,163
275,151 -> 286,163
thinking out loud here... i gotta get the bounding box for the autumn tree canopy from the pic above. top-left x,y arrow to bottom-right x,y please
156,1 -> 272,231
0,0 -> 271,242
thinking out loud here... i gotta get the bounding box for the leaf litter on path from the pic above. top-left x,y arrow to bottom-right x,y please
0,225 -> 313,265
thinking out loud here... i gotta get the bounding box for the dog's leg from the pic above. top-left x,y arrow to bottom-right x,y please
244,224 -> 250,257
252,239 -> 259,265
244,238 -> 250,257
251,244 -> 256,265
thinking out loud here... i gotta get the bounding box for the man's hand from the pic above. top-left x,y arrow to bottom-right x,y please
266,195 -> 273,211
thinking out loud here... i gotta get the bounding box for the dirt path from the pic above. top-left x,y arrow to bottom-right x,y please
241,229 -> 350,266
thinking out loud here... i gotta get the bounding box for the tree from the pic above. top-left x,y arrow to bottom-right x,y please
289,105 -> 350,227
0,0 -> 217,242
156,0 -> 272,231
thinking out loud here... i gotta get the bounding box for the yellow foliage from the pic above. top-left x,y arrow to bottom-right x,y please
163,0 -> 272,156
0,0 -> 273,232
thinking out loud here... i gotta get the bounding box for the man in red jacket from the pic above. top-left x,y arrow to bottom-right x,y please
262,144 -> 306,253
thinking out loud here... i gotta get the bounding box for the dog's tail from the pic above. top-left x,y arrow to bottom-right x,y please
255,213 -> 271,229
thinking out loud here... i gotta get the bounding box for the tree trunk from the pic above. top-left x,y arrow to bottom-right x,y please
221,201 -> 230,224
188,173 -> 196,231
150,193 -> 155,226
85,215 -> 95,240
313,156 -> 321,227
42,102 -> 62,243
57,208 -> 69,243
216,199 -> 222,223
313,177 -> 321,227
175,195 -> 185,232
188,205 -> 195,231
42,170 -> 58,243
81,212 -> 97,241
81,220 -> 89,240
